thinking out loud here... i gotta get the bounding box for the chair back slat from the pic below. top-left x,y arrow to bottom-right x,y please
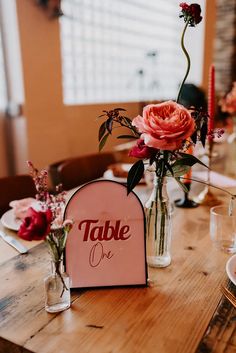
57,153 -> 116,190
0,175 -> 36,217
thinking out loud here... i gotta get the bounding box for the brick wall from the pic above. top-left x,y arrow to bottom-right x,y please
214,0 -> 236,95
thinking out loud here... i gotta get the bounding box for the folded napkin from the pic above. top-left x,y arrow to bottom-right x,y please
9,198 -> 38,220
10,198 -> 66,227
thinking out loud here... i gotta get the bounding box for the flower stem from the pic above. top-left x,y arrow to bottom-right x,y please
177,18 -> 190,103
114,118 -> 140,137
155,159 -> 166,256
179,176 -> 236,198
55,261 -> 68,297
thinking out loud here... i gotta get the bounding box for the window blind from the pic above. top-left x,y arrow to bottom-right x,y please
60,0 -> 204,105
0,27 -> 7,110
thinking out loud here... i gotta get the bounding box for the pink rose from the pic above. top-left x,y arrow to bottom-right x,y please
132,101 -> 195,151
18,207 -> 52,241
129,139 -> 156,159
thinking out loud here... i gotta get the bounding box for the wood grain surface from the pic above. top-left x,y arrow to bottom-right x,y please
0,184 -> 235,353
196,281 -> 236,353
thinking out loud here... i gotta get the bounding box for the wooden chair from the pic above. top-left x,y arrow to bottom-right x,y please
49,152 -> 117,190
47,158 -> 67,188
0,175 -> 36,216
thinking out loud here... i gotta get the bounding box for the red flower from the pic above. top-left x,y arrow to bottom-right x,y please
18,207 -> 53,241
190,4 -> 202,24
129,139 -> 156,159
179,3 -> 202,26
180,3 -> 189,11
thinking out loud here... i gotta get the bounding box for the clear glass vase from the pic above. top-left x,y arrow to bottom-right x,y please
44,260 -> 70,313
145,175 -> 173,268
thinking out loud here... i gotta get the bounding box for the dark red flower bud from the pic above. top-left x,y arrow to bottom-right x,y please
190,4 -> 202,24
129,139 -> 156,159
179,2 -> 202,27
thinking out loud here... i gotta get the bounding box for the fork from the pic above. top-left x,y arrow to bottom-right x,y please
220,285 -> 236,309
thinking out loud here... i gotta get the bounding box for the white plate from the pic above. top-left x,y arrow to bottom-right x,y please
226,254 -> 236,286
103,170 -> 127,183
1,209 -> 22,231
103,169 -> 146,184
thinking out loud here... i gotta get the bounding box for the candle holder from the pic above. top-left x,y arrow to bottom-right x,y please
175,181 -> 199,208
175,142 -> 199,208
194,139 -> 222,206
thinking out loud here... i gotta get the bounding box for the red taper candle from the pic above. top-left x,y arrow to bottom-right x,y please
208,64 -> 215,134
183,144 -> 193,184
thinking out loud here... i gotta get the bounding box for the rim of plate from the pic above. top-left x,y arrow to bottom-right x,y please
0,209 -> 21,231
226,254 -> 236,286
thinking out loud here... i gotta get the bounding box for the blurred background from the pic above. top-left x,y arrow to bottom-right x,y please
0,0 -> 235,177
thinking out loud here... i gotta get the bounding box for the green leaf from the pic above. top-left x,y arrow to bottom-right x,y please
190,131 -> 197,144
166,153 -> 208,178
117,135 -> 137,139
174,177 -> 189,193
99,133 -> 109,152
149,153 -> 156,166
178,152 -> 208,168
124,117 -> 133,126
127,160 -> 144,194
98,121 -> 107,141
114,108 -> 126,112
166,164 -> 190,177
164,161 -> 174,176
200,122 -> 208,147
106,117 -> 113,134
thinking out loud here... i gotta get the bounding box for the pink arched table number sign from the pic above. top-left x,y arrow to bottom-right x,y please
64,180 -> 147,288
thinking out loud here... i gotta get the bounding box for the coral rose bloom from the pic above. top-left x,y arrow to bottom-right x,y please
132,101 -> 195,151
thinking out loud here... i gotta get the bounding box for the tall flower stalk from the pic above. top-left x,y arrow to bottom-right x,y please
154,3 -> 203,258
177,18 -> 190,103
98,3 -> 206,267
155,158 -> 165,255
177,3 -> 203,102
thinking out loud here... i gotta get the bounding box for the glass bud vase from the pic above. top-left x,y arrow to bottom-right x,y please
44,260 -> 71,313
145,175 -> 173,268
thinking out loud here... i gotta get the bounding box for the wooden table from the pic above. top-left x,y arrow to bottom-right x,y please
0,157 -> 236,352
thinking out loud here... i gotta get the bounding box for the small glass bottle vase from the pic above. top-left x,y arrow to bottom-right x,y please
145,176 -> 173,268
44,260 -> 70,313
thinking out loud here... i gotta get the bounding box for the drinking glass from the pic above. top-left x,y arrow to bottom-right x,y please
210,206 -> 236,253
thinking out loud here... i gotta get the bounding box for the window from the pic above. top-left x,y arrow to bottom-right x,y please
60,0 -> 205,105
0,26 -> 7,110
0,0 -> 24,112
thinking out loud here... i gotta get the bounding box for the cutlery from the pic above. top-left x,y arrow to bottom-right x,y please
220,285 -> 236,309
0,230 -> 28,254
